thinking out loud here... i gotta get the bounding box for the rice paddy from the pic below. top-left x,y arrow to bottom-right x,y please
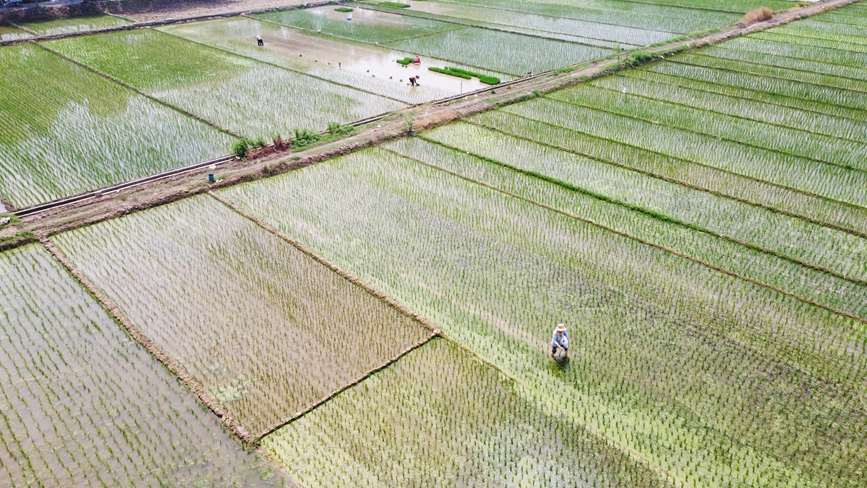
4,0 -> 866,486
18,14 -> 131,36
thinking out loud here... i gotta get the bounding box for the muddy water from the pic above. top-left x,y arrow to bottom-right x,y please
163,17 -> 495,99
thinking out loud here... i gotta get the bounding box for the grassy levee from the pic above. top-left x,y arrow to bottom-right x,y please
0,244 -> 288,487
384,131 -> 867,321
262,337 -> 673,488
45,29 -> 406,139
52,195 -> 432,436
221,148 -> 867,487
0,43 -> 234,209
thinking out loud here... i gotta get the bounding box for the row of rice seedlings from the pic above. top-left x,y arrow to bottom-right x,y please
596,72 -> 867,144
386,130 -> 867,319
47,29 -> 406,138
386,26 -> 610,76
367,2 -> 674,47
815,3 -> 867,28
468,109 -> 867,239
749,29 -> 867,55
221,148 -> 867,487
0,44 -> 233,208
500,96 -> 867,209
673,53 -> 867,99
706,39 -> 867,81
555,83 -> 867,173
772,18 -> 867,45
253,7 -> 461,44
52,194 -> 431,435
0,245 -> 284,487
158,18 -> 459,105
648,57 -> 867,115
386,0 -> 736,35
19,14 -> 131,36
263,338 -> 672,488
439,0 -> 791,15
0,24 -> 32,41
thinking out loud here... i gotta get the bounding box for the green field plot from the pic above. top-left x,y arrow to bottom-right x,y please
159,17 -> 488,104
253,6 -> 459,44
222,148 -> 867,487
384,0 -> 740,34
499,96 -> 867,210
364,1 -> 675,47
263,338 -> 670,488
388,26 -> 610,76
393,126 -> 867,319
0,245 -> 286,487
19,14 -> 131,36
47,29 -> 406,138
52,195 -> 432,436
0,44 -> 233,208
0,24 -> 32,41
770,17 -> 867,45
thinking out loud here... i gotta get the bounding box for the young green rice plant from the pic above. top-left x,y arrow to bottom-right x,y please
393,126 -> 867,319
221,147 -> 867,488
52,195 -> 431,435
262,338 -> 670,488
0,245 -> 283,486
47,29 -> 406,139
386,27 -> 610,76
0,44 -> 233,208
0,24 -> 32,42
335,7 -> 354,13
19,14 -> 131,36
499,97 -> 867,209
380,2 -> 411,8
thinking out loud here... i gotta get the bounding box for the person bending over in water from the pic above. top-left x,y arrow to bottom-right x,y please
551,323 -> 569,358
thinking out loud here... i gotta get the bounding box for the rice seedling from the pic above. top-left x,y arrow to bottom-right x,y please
700,41 -> 867,82
387,26 -> 610,76
262,338 -> 671,488
0,24 -> 32,41
19,14 -> 130,36
0,44 -> 233,208
221,147 -> 867,487
387,128 -> 867,319
0,244 -> 287,487
47,29 -> 406,138
52,195 -> 431,435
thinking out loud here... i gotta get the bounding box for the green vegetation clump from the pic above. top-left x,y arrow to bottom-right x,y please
428,66 -> 500,85
292,128 -> 321,149
327,122 -> 355,136
334,7 -> 353,12
380,2 -> 411,7
397,57 -> 414,65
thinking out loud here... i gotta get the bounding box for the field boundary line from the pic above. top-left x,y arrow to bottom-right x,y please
156,28 -> 413,107
472,112 -> 867,235
40,237 -> 257,446
253,332 -> 437,443
7,20 -> 38,35
416,135 -> 867,288
383,146 -> 867,327
33,42 -> 244,140
208,191 -> 442,336
355,4 -> 642,50
546,93 -> 867,186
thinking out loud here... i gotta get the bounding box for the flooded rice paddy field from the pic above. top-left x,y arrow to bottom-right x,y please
0,245 -> 289,487
18,14 -> 131,36
7,0 -> 865,486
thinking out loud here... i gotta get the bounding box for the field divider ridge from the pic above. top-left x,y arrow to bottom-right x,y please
6,20 -> 38,35
469,113 -> 867,239
417,135 -> 867,288
252,331 -> 437,444
382,146 -> 867,326
33,42 -> 245,140
39,237 -> 257,446
208,190 -> 442,335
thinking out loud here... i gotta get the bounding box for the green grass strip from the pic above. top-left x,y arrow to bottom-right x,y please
428,66 -> 500,84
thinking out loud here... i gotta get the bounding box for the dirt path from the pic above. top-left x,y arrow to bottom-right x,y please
2,0 -> 860,244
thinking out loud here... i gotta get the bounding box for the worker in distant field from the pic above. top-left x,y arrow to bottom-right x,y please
413,55 -> 421,64
409,75 -> 420,86
550,323 -> 569,358
257,35 -> 264,47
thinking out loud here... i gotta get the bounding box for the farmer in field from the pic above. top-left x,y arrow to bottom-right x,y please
551,323 -> 569,358
413,56 -> 421,64
409,75 -> 420,86
257,35 -> 264,47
